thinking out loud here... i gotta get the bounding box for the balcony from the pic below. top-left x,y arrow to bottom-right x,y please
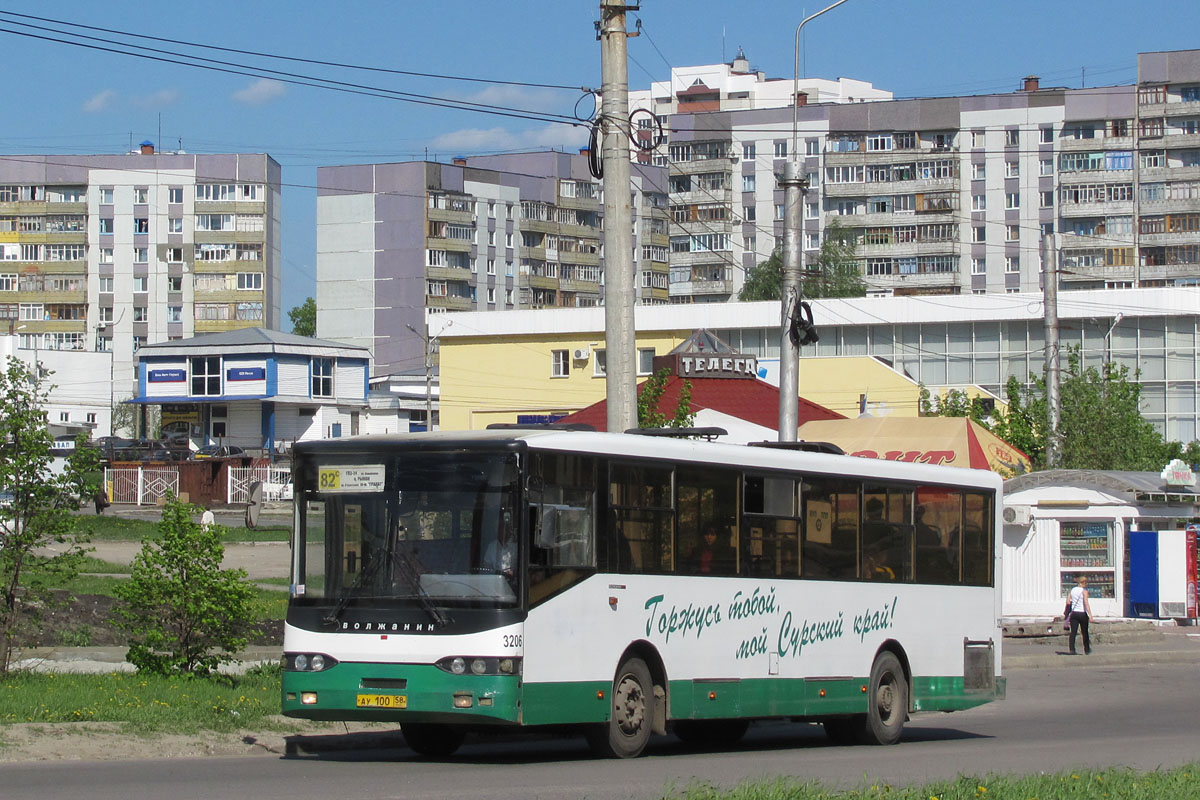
1141,164 -> 1200,182
1057,169 -> 1132,185
192,201 -> 267,215
1141,261 -> 1200,281
560,276 -> 601,293
866,270 -> 962,292
1139,230 -> 1200,246
425,236 -> 473,254
671,188 -> 733,206
858,240 -> 959,259
1140,196 -> 1200,214
1058,200 -> 1133,218
670,157 -> 734,176
1060,265 -> 1135,283
1162,131 -> 1200,150
193,230 -> 269,245
427,295 -> 473,312
670,279 -> 734,298
425,265 -> 473,282
427,206 -> 474,225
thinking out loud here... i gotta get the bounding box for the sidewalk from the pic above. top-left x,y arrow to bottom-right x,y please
16,624 -> 1197,674
1001,618 -> 1200,669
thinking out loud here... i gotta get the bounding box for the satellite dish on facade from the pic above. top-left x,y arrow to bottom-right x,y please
246,481 -> 263,529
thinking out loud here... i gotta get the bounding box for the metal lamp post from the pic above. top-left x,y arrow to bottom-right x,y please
779,0 -> 851,442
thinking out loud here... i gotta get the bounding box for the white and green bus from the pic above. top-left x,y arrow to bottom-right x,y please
281,428 -> 1004,758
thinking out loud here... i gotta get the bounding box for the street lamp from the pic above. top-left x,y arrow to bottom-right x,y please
1104,313 -> 1124,367
780,0 -> 851,441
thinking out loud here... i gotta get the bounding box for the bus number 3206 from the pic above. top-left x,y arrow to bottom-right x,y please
503,635 -> 522,648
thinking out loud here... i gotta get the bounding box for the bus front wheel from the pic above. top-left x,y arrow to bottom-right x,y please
586,656 -> 654,758
402,723 -> 465,757
858,651 -> 907,745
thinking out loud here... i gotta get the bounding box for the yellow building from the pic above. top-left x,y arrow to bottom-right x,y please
434,304 -> 1002,431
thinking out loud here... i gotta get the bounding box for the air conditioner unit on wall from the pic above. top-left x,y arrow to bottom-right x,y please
1002,505 -> 1032,526
572,348 -> 590,361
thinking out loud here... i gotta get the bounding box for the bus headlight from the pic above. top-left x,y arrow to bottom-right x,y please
436,656 -> 523,676
285,652 -> 338,672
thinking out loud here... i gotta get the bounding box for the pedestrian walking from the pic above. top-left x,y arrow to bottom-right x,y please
1067,574 -> 1093,655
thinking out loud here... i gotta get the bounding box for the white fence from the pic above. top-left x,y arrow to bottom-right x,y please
105,467 -> 180,505
228,465 -> 294,504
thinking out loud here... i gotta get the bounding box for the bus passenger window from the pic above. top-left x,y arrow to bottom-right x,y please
961,492 -> 993,586
802,479 -> 858,580
914,488 -> 962,583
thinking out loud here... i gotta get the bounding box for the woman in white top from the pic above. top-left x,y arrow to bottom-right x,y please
1067,574 -> 1093,655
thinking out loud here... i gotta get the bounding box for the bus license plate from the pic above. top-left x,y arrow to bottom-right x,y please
356,694 -> 406,709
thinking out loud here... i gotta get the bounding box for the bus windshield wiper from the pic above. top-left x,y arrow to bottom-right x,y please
392,547 -> 452,629
322,553 -> 388,627
322,547 -> 452,629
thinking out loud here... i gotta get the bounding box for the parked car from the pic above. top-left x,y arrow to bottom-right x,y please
193,445 -> 246,460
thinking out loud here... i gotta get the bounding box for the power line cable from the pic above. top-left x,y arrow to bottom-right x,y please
0,10 -> 589,92
0,23 -> 589,128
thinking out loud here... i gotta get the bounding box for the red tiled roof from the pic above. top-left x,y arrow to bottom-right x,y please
561,375 -> 843,431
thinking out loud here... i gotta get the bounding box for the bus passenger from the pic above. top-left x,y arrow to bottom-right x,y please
688,522 -> 736,575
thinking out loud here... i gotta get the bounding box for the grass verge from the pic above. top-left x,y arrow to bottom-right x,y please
668,766 -> 1200,799
0,664 -> 285,734
72,515 -> 289,543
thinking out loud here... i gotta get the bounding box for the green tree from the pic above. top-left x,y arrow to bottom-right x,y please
923,348 -> 1189,471
288,297 -> 317,337
738,220 -> 866,301
637,367 -> 695,428
115,498 -> 254,675
0,358 -> 101,672
919,386 -> 994,425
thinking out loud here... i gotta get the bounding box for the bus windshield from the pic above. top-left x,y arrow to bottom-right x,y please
295,451 -> 520,610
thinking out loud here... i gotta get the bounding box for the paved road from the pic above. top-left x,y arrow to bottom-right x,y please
2,661 -> 1198,800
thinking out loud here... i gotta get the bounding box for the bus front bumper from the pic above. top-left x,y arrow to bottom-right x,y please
282,662 -> 522,724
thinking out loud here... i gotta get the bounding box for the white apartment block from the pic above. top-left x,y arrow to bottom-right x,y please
317,152 -> 667,377
0,144 -> 281,400
637,48 -> 1200,303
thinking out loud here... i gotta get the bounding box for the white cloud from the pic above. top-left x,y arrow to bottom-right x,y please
131,89 -> 180,109
429,123 -> 588,155
82,89 -> 116,113
233,78 -> 286,106
456,85 -> 569,114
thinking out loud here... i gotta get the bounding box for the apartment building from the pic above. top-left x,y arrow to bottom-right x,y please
0,144 -> 281,396
316,152 -> 668,376
637,48 -> 1200,302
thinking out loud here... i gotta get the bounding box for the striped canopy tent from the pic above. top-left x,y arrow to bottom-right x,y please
797,416 -> 1031,476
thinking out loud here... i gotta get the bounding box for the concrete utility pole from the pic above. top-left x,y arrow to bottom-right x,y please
1042,233 -> 1061,468
600,1 -> 638,433
779,0 -> 850,442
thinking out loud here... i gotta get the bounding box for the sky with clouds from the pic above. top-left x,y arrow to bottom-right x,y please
1,0 -> 1200,316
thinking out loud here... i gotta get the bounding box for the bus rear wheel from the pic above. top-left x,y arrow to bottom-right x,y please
401,723 -> 465,757
674,719 -> 749,748
586,656 -> 654,758
857,651 -> 907,745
